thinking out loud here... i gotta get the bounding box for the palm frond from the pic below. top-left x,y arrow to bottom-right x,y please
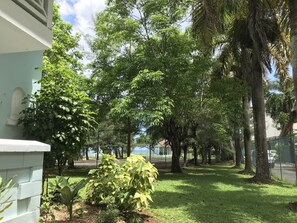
269,37 -> 291,92
248,0 -> 281,71
192,0 -> 223,44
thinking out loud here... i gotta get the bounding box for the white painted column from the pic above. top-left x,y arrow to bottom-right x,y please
0,139 -> 50,223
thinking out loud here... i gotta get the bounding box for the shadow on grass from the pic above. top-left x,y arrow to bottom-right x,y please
151,165 -> 297,223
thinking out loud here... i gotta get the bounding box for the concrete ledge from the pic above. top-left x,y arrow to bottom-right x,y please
1,209 -> 40,223
0,139 -> 50,152
0,139 -> 49,222
28,196 -> 40,212
30,166 -> 42,182
24,153 -> 44,167
18,181 -> 42,200
0,154 -> 24,169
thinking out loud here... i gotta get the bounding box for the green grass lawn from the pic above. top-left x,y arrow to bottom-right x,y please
48,163 -> 297,223
149,163 -> 297,223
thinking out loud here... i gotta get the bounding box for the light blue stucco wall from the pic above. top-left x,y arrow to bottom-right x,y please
0,51 -> 43,139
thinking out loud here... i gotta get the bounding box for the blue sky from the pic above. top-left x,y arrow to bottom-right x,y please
56,0 -> 106,26
56,0 -> 106,71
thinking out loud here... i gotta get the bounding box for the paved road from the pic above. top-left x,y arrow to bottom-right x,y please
271,163 -> 297,185
74,159 -> 98,168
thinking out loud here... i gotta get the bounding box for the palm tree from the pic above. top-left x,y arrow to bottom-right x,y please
269,0 -> 297,134
287,1 -> 297,109
246,0 -> 270,182
192,0 -> 281,182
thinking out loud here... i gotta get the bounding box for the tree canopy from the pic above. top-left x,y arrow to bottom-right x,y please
20,4 -> 96,175
20,0 -> 297,181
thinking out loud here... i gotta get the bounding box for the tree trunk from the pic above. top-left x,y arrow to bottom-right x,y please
127,118 -> 131,157
57,156 -> 66,176
121,146 -> 124,158
96,146 -> 99,161
149,145 -> 152,162
289,0 -> 297,108
243,96 -> 253,172
193,143 -> 198,166
166,119 -> 182,172
68,158 -> 75,169
234,127 -> 242,168
241,44 -> 253,173
207,147 -> 211,164
248,0 -> 270,182
251,57 -> 270,182
85,147 -> 89,160
280,111 -> 296,136
171,139 -> 182,173
215,146 -> 221,163
183,144 -> 188,167
230,139 -> 235,163
115,147 -> 119,158
201,147 -> 207,164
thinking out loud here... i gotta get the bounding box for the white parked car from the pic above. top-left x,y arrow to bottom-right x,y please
250,150 -> 277,168
268,150 -> 276,168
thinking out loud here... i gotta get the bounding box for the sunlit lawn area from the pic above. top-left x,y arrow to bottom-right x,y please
49,163 -> 297,223
150,164 -> 297,223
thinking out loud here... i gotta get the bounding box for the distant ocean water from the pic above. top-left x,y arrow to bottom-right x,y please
131,147 -> 150,155
86,146 -> 170,157
86,146 -> 150,157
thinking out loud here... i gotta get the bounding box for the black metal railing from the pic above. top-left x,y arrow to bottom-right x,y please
252,134 -> 297,185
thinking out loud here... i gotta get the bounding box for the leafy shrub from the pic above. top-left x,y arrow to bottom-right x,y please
127,212 -> 144,223
96,208 -> 120,223
86,154 -> 122,207
86,154 -> 158,212
49,176 -> 88,221
0,177 -> 13,221
121,155 -> 158,210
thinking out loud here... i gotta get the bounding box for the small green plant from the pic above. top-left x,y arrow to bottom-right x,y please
96,208 -> 120,223
0,177 -> 13,221
39,194 -> 58,223
50,176 -> 88,221
86,154 -> 158,213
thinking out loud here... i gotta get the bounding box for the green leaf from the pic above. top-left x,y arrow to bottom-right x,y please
60,186 -> 72,204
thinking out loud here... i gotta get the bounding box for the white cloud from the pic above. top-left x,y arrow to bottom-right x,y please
56,0 -> 106,74
56,0 -> 75,16
73,0 -> 106,35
